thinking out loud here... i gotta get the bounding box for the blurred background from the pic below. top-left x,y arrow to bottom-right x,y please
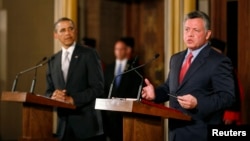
0,0 -> 249,140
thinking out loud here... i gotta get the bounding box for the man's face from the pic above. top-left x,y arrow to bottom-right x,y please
114,41 -> 127,60
54,20 -> 76,48
183,18 -> 211,50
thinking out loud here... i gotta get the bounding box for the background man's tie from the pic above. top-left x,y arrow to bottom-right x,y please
115,63 -> 122,87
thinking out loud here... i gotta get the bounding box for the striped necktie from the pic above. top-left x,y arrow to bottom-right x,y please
62,51 -> 70,81
179,52 -> 193,84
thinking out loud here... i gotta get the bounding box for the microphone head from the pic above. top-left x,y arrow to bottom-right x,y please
132,55 -> 139,66
42,57 -> 47,61
154,53 -> 160,59
36,57 -> 48,65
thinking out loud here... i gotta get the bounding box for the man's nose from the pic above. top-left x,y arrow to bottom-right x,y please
187,30 -> 194,37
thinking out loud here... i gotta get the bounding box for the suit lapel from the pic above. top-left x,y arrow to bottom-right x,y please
173,51 -> 186,89
54,51 -> 66,85
66,45 -> 80,84
178,45 -> 210,90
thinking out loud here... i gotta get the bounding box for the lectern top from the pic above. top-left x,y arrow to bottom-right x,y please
95,98 -> 191,121
1,91 -> 76,109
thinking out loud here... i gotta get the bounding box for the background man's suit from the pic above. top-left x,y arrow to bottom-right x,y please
46,44 -> 104,140
102,59 -> 142,141
104,59 -> 142,99
154,45 -> 235,141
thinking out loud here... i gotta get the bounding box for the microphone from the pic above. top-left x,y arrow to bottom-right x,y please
107,53 -> 160,99
29,57 -> 47,93
131,56 -> 144,101
11,57 -> 50,92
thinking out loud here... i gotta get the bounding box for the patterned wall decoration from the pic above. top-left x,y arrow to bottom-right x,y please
125,0 -> 164,87
141,0 -> 164,86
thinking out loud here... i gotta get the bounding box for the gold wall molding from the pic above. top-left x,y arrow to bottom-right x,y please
165,0 -> 196,77
164,1 -> 196,141
0,10 -> 7,92
54,0 -> 78,53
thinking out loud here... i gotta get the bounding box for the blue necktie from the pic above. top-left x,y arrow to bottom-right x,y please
115,63 -> 122,87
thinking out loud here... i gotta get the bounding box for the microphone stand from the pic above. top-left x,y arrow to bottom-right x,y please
11,74 -> 19,92
107,54 -> 160,99
11,63 -> 45,92
132,66 -> 143,101
30,57 -> 47,93
131,56 -> 144,101
29,72 -> 37,93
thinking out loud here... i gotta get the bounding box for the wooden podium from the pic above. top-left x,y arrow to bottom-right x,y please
1,91 -> 76,141
95,98 -> 191,141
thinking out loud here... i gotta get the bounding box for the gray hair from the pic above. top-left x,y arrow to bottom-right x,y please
184,11 -> 211,31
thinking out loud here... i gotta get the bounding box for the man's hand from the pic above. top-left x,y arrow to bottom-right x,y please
224,120 -> 234,125
177,94 -> 197,109
141,78 -> 155,100
51,89 -> 74,104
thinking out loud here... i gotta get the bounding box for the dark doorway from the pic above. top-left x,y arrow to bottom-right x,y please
227,0 -> 238,69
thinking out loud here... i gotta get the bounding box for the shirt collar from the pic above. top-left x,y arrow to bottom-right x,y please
116,59 -> 128,65
186,42 -> 208,61
62,42 -> 76,55
115,59 -> 128,73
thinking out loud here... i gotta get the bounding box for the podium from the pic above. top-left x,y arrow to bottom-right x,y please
95,98 -> 191,141
1,91 -> 76,141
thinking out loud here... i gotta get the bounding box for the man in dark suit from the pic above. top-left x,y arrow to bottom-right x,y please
122,36 -> 143,75
141,11 -> 235,141
45,17 -> 104,141
102,37 -> 142,141
82,37 -> 106,71
210,38 -> 243,125
104,37 -> 142,99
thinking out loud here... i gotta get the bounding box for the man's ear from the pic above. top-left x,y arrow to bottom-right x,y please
206,30 -> 212,40
54,32 -> 58,39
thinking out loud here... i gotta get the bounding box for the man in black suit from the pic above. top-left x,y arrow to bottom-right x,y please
141,11 -> 235,141
122,36 -> 135,61
45,17 -> 104,141
122,36 -> 143,75
102,37 -> 142,141
104,37 -> 141,99
82,37 -> 106,71
210,38 -> 243,125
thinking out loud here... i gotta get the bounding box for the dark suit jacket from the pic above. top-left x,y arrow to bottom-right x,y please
104,59 -> 142,99
45,44 -> 104,139
154,45 -> 235,141
102,58 -> 142,141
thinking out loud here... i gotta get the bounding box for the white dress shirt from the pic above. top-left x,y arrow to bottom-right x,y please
61,42 -> 76,65
115,59 -> 128,76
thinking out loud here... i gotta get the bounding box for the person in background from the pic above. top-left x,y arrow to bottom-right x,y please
82,37 -> 106,71
210,37 -> 244,125
122,36 -> 135,60
141,11 -> 235,141
45,17 -> 104,141
102,37 -> 142,141
82,37 -> 96,48
104,37 -> 142,99
120,36 -> 143,76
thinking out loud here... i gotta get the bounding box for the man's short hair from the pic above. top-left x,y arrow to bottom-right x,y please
54,17 -> 75,32
184,11 -> 211,30
118,37 -> 135,49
